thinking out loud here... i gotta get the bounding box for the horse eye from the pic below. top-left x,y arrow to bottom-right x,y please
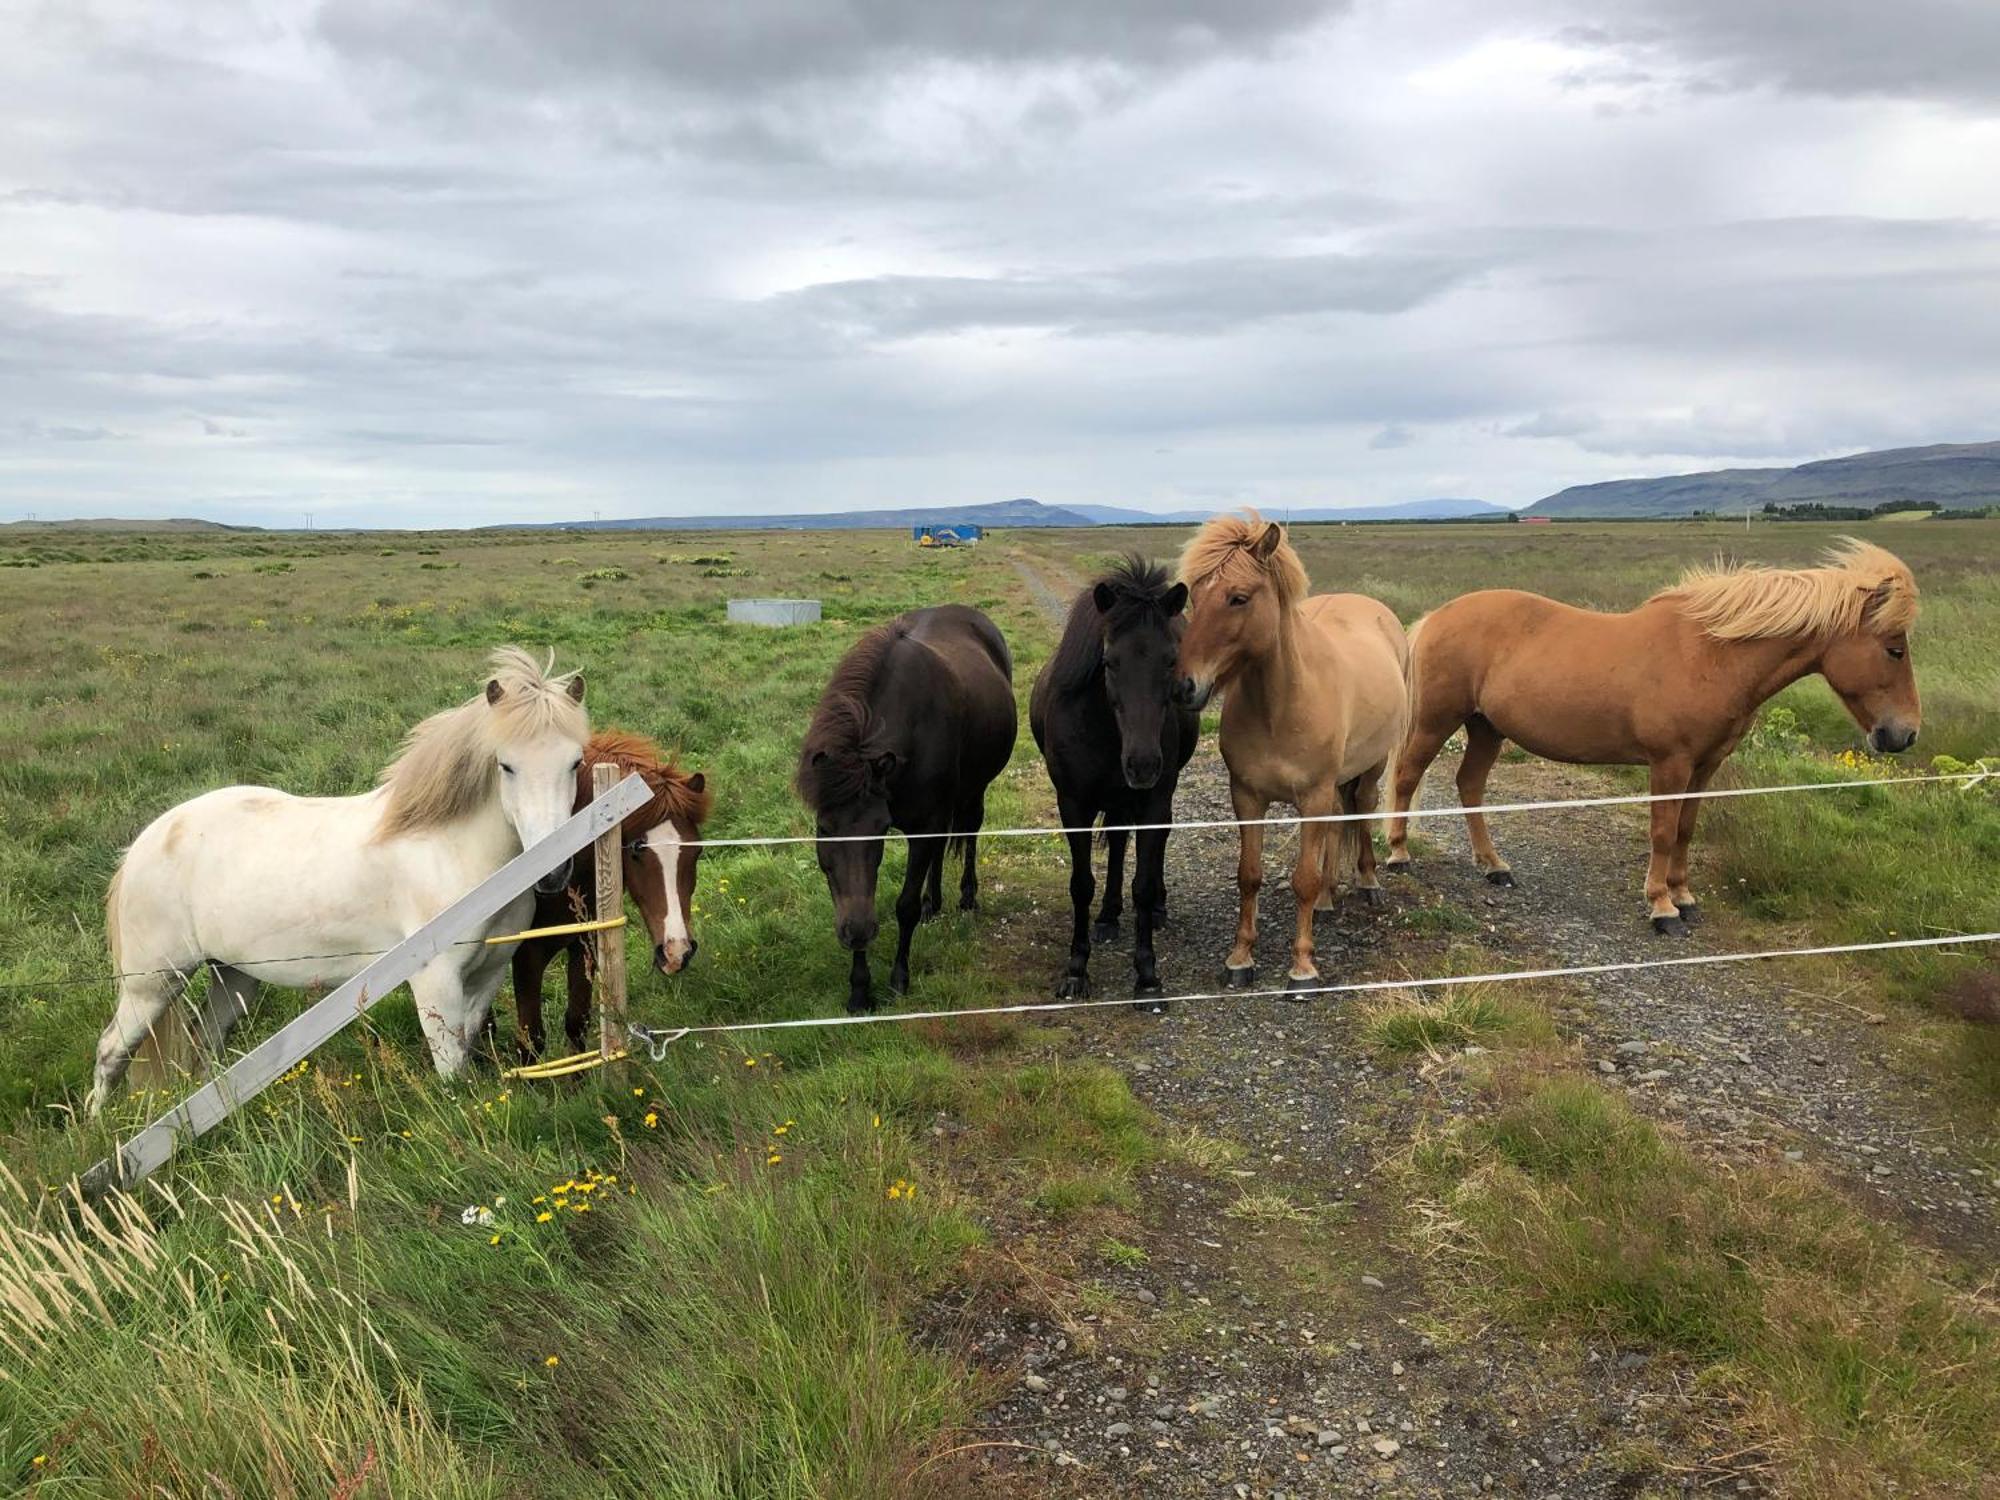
1887,646 -> 1905,660
499,762 -> 516,775
1228,593 -> 1250,609
571,758 -> 584,772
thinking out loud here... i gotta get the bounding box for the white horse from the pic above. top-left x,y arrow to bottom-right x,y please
89,647 -> 589,1113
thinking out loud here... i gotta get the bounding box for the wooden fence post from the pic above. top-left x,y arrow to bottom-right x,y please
592,762 -> 629,1065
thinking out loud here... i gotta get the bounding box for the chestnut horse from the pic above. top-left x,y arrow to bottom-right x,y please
510,730 -> 710,1060
1386,538 -> 1920,935
1175,514 -> 1409,993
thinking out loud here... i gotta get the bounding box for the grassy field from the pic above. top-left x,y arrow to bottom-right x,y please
1,516 -> 1996,1496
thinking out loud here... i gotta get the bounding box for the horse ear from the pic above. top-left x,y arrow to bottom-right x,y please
566,673 -> 586,702
810,750 -> 829,768
485,678 -> 504,705
1092,581 -> 1116,614
1163,581 -> 1188,617
1253,523 -> 1284,560
1860,579 -> 1897,620
686,771 -> 706,794
870,750 -> 900,786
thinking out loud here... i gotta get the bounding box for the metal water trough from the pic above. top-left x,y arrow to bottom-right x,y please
727,597 -> 822,627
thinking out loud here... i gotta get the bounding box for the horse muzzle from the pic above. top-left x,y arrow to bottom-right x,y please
1869,721 -> 1918,754
1122,751 -> 1163,791
1174,676 -> 1213,712
836,917 -> 879,952
655,939 -> 697,975
535,857 -> 574,895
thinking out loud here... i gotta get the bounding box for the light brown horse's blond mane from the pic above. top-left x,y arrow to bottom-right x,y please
376,647 -> 587,838
1177,510 -> 1310,608
586,728 -> 711,831
1659,537 -> 1918,642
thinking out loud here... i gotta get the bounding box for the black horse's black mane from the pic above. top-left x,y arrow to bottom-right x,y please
1045,555 -> 1179,697
796,621 -> 907,811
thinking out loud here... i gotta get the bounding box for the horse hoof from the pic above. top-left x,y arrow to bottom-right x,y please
1131,998 -> 1171,1016
1092,919 -> 1120,943
1223,964 -> 1258,990
1356,886 -> 1384,908
1055,975 -> 1092,1000
1283,973 -> 1320,1001
1651,915 -> 1691,939
959,894 -> 979,913
888,973 -> 910,998
1485,870 -> 1517,888
846,995 -> 878,1015
1675,901 -> 1701,925
1132,981 -> 1168,1015
1384,858 -> 1413,876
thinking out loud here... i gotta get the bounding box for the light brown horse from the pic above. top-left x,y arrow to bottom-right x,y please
1175,513 -> 1409,992
1386,538 -> 1921,934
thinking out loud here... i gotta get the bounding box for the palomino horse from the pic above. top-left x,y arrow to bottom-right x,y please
1031,556 -> 1198,1010
1386,539 -> 1920,935
511,730 -> 711,1060
798,605 -> 1017,1013
1175,514 -> 1409,993
91,648 -> 588,1111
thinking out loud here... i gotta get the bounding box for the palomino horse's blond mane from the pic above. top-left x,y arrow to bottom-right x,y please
1177,509 -> 1310,608
1659,537 -> 1918,642
377,646 -> 586,838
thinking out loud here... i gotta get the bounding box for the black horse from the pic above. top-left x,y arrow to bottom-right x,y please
797,605 -> 1017,1013
1030,557 -> 1197,1010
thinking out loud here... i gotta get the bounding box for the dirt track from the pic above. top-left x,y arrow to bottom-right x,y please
948,552 -> 1997,1498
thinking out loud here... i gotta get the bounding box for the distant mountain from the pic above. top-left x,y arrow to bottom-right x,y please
1525,441 -> 2000,518
517,498 -> 1100,532
1071,498 -> 1507,524
524,495 -> 1507,532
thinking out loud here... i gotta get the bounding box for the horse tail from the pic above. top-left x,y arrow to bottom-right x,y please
1383,614 -> 1428,845
105,860 -> 127,975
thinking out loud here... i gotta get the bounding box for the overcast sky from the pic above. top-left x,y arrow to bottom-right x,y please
4,0 -> 1998,527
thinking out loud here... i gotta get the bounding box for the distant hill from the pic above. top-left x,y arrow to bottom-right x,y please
1525,441 -> 2000,518
1071,498 -> 1508,524
516,498 -> 1100,532
0,516 -> 257,533
524,496 -> 1508,532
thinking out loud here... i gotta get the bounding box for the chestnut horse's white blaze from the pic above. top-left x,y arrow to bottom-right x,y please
90,647 -> 588,1112
640,821 -> 693,966
1387,539 -> 1922,933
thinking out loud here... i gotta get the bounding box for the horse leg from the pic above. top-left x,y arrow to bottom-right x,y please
563,940 -> 592,1052
408,959 -> 478,1077
921,841 -> 943,921
890,834 -> 946,997
1666,759 -> 1717,926
1130,823 -> 1170,1012
1095,827 -> 1128,940
1457,717 -> 1514,885
197,964 -> 259,1059
1346,769 -> 1387,907
1056,796 -> 1096,999
1225,784 -> 1267,987
512,942 -> 552,1062
957,794 -> 985,912
1646,756 -> 1697,937
1386,719 -> 1455,870
89,964 -> 194,1114
847,946 -> 875,1015
1285,793 -> 1336,994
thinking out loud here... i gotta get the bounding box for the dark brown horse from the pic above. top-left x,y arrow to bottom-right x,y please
797,605 -> 1016,1013
1031,557 -> 1196,1010
511,730 -> 710,1059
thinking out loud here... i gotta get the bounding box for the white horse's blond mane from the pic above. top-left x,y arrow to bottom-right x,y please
1659,537 -> 1918,642
376,647 -> 585,837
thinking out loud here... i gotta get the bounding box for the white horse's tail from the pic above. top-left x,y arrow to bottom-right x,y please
110,858 -> 196,1089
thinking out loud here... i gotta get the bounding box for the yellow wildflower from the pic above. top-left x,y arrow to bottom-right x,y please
537,1211 -> 553,1223
544,1355 -> 560,1368
767,1152 -> 782,1165
643,1112 -> 659,1128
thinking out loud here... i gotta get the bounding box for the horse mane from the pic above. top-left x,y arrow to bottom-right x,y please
1047,555 -> 1181,696
1659,538 -> 1918,642
796,621 -> 906,812
1177,509 -> 1309,608
376,646 -> 587,837
586,728 -> 711,830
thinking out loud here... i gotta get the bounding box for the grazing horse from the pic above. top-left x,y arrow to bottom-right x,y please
510,730 -> 711,1061
91,648 -> 588,1112
1031,557 -> 1197,1010
1174,514 -> 1409,994
797,605 -> 1017,1013
1386,538 -> 1921,935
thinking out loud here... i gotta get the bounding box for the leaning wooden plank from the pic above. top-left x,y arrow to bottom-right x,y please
80,772 -> 653,1198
